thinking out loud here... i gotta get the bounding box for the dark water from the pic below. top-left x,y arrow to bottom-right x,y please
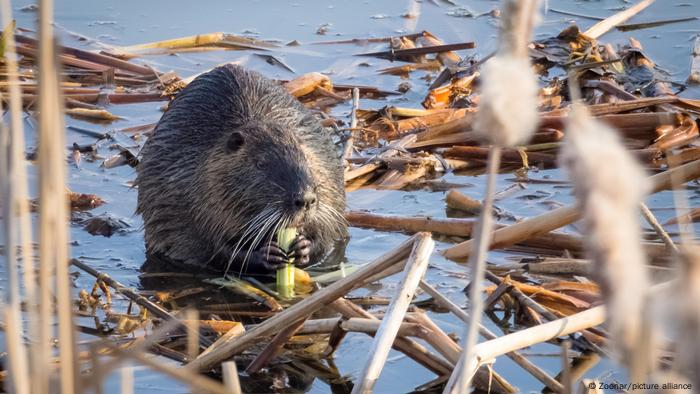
2,0 -> 700,392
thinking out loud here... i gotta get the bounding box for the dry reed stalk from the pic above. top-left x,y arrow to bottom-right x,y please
283,72 -> 332,97
409,128 -> 563,151
582,96 -> 679,117
461,305 -> 606,388
115,32 -> 271,55
583,0 -> 655,39
689,37 -> 700,84
296,317 -> 427,337
0,57 -> 31,394
345,210 -> 472,237
71,259 -> 212,347
374,160 -> 439,190
14,35 -> 153,76
406,312 -> 462,364
565,353 -> 601,388
561,104 -> 653,378
102,341 -> 229,394
442,146 -> 556,167
329,297 -> 454,377
0,2 -> 38,392
346,318 -> 427,338
345,134 -> 416,182
442,158 -> 700,260
345,211 -> 596,254
245,316 -> 307,373
343,87 -> 359,161
445,189 -> 482,214
539,112 -> 678,135
183,308 -> 199,362
387,108 -> 473,137
190,234 -> 419,371
194,322 -> 246,361
120,362 -> 134,394
86,317 -> 184,387
485,273 -> 567,321
412,111 -> 477,142
415,32 -> 461,69
222,361 -> 242,394
420,279 -> 564,391
526,258 -> 592,276
1,308 -> 30,394
639,203 -> 678,253
38,0 -> 77,390
352,234 -> 434,394
560,340 -> 572,394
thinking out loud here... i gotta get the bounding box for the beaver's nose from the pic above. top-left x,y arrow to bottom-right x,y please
293,190 -> 317,210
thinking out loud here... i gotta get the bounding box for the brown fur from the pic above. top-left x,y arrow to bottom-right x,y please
136,65 -> 347,273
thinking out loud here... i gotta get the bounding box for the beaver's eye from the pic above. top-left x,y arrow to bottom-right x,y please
226,132 -> 244,153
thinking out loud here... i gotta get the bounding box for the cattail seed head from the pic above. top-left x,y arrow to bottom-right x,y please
473,0 -> 540,148
473,54 -> 539,147
561,104 -> 651,364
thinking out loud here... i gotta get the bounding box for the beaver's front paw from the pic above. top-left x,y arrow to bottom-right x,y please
252,235 -> 311,272
252,242 -> 289,272
289,235 -> 312,267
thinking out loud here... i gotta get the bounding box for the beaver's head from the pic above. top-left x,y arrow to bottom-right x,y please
225,120 -> 319,225
194,119 -> 345,267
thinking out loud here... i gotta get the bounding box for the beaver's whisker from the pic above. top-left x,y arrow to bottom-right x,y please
318,203 -> 347,234
263,212 -> 286,249
215,208 -> 265,250
238,210 -> 282,275
226,209 -> 279,274
269,182 -> 286,193
239,212 -> 281,275
231,210 -> 276,262
261,214 -> 287,270
231,202 -> 284,261
207,205 -> 274,266
320,202 -> 346,223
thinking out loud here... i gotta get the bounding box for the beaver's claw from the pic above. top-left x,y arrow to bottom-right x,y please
253,242 -> 288,271
290,235 -> 312,267
253,235 -> 312,272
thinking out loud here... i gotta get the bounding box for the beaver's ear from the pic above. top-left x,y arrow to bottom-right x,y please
226,132 -> 245,153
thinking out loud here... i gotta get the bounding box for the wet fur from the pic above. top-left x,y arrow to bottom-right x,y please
136,65 -> 346,273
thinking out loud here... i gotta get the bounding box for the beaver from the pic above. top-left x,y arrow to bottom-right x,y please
136,65 -> 347,275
